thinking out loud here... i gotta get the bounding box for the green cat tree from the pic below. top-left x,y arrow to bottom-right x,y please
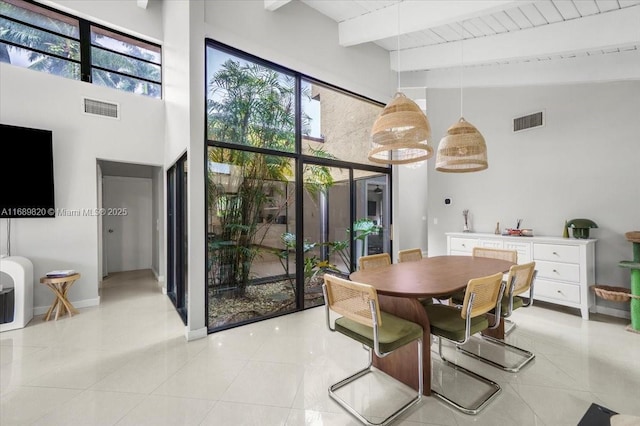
619,232 -> 640,333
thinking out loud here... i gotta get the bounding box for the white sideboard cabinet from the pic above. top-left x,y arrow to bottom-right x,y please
445,232 -> 596,319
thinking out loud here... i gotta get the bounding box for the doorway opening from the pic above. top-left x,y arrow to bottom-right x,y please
97,160 -> 164,289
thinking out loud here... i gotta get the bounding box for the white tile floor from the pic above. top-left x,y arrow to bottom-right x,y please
2,269 -> 639,426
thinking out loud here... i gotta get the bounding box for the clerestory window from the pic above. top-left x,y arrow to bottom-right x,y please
0,0 -> 162,98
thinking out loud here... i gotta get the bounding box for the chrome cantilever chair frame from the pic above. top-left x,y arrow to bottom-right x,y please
503,270 -> 536,335
457,265 -> 537,373
429,275 -> 506,415
504,318 -> 517,335
322,276 -> 423,426
472,247 -> 519,335
451,247 -> 517,305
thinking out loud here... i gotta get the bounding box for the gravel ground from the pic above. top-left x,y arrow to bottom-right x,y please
207,270 -> 349,329
208,279 -> 320,328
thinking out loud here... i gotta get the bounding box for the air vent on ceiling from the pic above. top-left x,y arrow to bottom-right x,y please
513,111 -> 543,132
83,97 -> 120,119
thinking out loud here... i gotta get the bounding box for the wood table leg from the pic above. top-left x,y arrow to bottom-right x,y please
481,313 -> 505,340
374,295 -> 431,396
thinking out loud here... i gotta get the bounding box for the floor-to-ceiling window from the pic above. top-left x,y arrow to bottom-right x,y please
205,40 -> 389,332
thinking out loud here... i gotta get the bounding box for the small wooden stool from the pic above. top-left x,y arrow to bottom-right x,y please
39,273 -> 81,321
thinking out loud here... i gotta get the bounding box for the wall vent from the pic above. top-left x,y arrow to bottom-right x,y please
513,111 -> 543,132
83,97 -> 120,119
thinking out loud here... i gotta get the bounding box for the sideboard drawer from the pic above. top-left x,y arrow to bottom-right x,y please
536,260 -> 580,283
534,243 -> 581,263
449,237 -> 477,253
535,279 -> 581,304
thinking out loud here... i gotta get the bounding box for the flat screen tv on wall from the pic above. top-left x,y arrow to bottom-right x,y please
0,124 -> 56,218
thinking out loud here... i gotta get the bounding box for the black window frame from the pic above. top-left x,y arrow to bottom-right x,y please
0,0 -> 162,98
204,39 -> 393,332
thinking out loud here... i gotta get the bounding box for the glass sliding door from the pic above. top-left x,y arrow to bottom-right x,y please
301,164 -> 350,308
355,173 -> 390,263
301,165 -> 391,307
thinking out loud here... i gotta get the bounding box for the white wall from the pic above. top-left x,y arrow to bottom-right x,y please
151,167 -> 164,282
0,64 -> 165,312
425,81 -> 640,314
0,0 -> 165,315
395,164 -> 429,256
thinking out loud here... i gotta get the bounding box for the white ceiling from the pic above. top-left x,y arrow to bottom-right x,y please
265,0 -> 640,84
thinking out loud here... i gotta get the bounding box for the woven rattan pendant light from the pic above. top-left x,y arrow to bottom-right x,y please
368,3 -> 433,166
435,117 -> 487,172
368,92 -> 433,165
436,22 -> 488,173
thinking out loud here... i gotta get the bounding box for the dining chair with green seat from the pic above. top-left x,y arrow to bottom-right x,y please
322,274 -> 424,426
456,261 -> 537,372
450,248 -> 517,314
398,248 -> 423,263
473,247 -> 519,334
358,252 -> 391,271
425,272 -> 506,415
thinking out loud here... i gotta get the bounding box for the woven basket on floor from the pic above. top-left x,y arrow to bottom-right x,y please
592,285 -> 640,303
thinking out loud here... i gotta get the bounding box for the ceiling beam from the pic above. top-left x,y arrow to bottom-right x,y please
264,0 -> 292,12
338,0 -> 518,47
392,6 -> 640,71
414,49 -> 640,88
136,0 -> 148,9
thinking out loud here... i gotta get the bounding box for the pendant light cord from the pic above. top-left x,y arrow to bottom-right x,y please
460,21 -> 465,117
397,2 -> 401,91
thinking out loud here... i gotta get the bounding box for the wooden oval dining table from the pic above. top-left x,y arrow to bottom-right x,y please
349,255 -> 515,396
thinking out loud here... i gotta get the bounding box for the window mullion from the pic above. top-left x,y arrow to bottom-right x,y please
79,19 -> 91,82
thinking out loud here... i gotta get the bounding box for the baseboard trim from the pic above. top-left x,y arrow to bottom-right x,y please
151,269 -> 165,293
595,305 -> 631,320
34,297 -> 100,315
151,268 -> 164,282
185,326 -> 207,341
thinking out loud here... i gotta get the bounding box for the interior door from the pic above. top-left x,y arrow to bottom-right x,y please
103,176 -> 153,273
